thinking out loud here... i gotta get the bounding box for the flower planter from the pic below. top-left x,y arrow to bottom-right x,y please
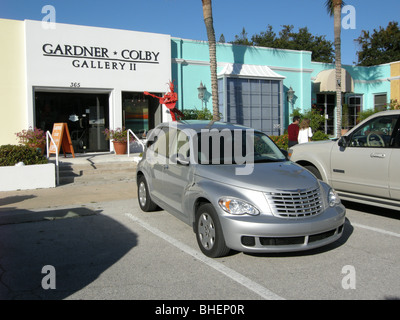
0,163 -> 55,191
113,141 -> 127,155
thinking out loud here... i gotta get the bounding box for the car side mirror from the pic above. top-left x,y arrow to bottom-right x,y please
338,136 -> 349,148
280,149 -> 289,159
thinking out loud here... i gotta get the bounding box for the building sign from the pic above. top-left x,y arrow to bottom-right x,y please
25,20 -> 171,92
48,123 -> 75,158
41,43 -> 161,72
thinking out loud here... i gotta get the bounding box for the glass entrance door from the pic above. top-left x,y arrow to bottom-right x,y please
35,91 -> 109,152
316,94 -> 335,135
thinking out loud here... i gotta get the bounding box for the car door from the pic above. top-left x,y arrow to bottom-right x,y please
145,126 -> 174,203
161,129 -> 192,218
389,118 -> 400,200
330,114 -> 399,198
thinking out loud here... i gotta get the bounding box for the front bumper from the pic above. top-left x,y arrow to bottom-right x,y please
219,205 -> 346,253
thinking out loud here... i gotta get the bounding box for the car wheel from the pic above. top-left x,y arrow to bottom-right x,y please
304,165 -> 322,180
195,203 -> 230,258
137,175 -> 158,212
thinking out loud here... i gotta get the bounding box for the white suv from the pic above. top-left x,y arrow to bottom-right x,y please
289,110 -> 400,211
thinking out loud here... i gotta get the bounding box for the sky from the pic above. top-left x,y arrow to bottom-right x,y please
1,0 -> 399,66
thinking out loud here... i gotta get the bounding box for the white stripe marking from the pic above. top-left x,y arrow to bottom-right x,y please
351,222 -> 400,238
125,213 -> 284,300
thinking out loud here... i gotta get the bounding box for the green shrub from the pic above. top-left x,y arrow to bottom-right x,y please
0,144 -> 48,166
269,133 -> 288,150
312,130 -> 330,141
182,107 -> 213,120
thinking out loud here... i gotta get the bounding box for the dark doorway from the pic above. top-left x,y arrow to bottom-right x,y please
35,91 -> 109,152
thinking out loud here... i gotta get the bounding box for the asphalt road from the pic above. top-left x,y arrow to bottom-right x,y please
1,193 -> 399,301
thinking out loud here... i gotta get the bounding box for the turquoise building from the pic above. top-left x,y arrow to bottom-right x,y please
172,37 -> 397,136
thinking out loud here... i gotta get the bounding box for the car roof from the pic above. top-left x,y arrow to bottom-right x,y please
370,110 -> 400,117
157,120 -> 253,132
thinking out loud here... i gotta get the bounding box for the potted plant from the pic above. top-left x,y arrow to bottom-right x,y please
103,127 -> 133,154
15,127 -> 46,155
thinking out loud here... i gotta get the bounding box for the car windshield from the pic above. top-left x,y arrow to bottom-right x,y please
195,129 -> 286,165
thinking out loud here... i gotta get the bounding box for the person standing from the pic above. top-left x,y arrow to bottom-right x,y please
288,116 -> 300,147
298,118 -> 313,144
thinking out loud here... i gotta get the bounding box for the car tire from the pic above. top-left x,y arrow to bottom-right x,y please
137,175 -> 158,212
195,203 -> 230,258
304,165 -> 322,180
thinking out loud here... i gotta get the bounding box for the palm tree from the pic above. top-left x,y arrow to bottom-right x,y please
201,0 -> 220,121
325,0 -> 344,137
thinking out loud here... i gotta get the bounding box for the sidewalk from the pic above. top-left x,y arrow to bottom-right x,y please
0,153 -> 139,225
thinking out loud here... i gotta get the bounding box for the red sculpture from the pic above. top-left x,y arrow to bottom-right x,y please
144,81 -> 184,121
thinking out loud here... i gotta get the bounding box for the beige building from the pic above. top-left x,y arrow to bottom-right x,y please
0,19 -> 27,146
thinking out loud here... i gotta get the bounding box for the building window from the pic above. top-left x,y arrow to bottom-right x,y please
316,94 -> 335,135
374,94 -> 387,111
122,91 -> 162,137
347,95 -> 362,128
218,78 -> 282,135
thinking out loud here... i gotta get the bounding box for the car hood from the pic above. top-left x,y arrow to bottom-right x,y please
291,139 -> 336,151
194,161 -> 319,192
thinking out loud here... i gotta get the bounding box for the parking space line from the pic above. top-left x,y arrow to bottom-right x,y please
125,213 -> 285,300
351,222 -> 400,238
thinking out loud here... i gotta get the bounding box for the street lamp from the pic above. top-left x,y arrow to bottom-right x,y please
287,86 -> 295,123
197,81 -> 206,108
287,86 -> 295,104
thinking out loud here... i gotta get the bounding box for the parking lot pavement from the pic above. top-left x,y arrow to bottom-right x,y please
0,198 -> 274,300
0,179 -> 137,225
0,152 -> 138,224
1,168 -> 400,300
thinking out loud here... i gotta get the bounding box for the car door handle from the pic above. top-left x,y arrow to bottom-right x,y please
370,153 -> 386,158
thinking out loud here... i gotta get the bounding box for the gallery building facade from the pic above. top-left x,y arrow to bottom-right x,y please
1,18 -> 399,152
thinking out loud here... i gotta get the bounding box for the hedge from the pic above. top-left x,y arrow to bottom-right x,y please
0,145 -> 48,166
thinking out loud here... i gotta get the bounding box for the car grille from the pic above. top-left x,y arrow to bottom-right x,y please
264,187 -> 323,218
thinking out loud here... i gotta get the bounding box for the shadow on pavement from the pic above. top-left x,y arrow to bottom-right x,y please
0,207 -> 137,300
342,200 -> 400,220
0,195 -> 37,207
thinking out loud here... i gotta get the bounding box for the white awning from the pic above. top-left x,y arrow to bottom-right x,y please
314,68 -> 354,93
218,63 -> 285,79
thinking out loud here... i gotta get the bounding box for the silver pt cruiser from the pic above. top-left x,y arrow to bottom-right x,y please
136,120 -> 346,257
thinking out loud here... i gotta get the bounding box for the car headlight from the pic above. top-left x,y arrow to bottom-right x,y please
218,198 -> 260,216
328,188 -> 341,207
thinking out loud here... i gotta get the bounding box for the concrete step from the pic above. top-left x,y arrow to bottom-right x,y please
58,161 -> 137,185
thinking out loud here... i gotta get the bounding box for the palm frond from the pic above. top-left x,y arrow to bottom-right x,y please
325,0 -> 346,16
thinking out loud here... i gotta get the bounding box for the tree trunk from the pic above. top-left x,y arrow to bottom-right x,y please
201,0 -> 220,121
334,1 -> 342,138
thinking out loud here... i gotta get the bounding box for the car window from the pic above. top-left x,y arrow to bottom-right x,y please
394,125 -> 400,148
150,127 -> 175,158
169,129 -> 190,158
196,129 -> 285,164
349,115 -> 399,148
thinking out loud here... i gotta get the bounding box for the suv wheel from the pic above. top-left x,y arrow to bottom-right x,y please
137,175 -> 158,212
195,203 -> 230,258
304,165 -> 322,180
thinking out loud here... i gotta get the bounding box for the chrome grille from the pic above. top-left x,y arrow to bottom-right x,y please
265,188 -> 323,218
